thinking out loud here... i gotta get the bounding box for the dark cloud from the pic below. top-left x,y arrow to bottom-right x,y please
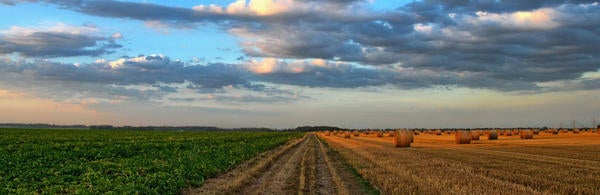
2,0 -> 600,93
0,55 -> 246,101
0,55 -> 310,103
406,0 -> 599,13
0,25 -> 121,58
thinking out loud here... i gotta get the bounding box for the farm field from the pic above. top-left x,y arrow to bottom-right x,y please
193,133 -> 376,194
3,127 -> 599,194
319,131 -> 600,194
0,128 -> 304,194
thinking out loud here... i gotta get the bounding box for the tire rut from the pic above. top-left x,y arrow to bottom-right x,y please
194,134 -> 372,195
239,135 -> 309,194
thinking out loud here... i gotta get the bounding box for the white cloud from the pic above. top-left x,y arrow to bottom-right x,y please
247,58 -> 340,74
194,0 -> 296,16
247,58 -> 280,74
108,58 -> 126,69
413,23 -> 434,34
111,32 -> 122,39
467,8 -> 561,30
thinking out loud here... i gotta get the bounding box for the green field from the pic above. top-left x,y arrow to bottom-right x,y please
0,129 -> 304,194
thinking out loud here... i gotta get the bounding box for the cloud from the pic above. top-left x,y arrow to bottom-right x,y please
0,23 -> 121,57
3,0 -> 600,93
466,8 -> 560,31
0,54 -> 310,104
194,0 -> 295,16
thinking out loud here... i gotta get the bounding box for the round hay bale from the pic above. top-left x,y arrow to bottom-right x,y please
520,130 -> 534,139
353,131 -> 360,137
505,130 -> 512,136
344,132 -> 351,138
533,129 -> 539,135
394,130 -> 412,147
471,130 -> 481,140
376,131 -> 383,137
488,130 -> 498,140
324,131 -> 331,136
413,130 -> 420,135
512,130 -> 520,135
435,130 -> 442,135
573,128 -> 580,134
455,130 -> 471,144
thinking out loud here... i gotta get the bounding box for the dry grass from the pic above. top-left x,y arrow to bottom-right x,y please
320,132 -> 600,194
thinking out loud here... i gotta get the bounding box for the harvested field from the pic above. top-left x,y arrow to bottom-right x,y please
319,131 -> 600,194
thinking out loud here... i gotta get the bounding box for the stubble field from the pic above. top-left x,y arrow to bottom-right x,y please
319,130 -> 600,194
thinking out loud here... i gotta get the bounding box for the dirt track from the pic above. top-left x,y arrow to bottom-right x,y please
191,133 -> 369,195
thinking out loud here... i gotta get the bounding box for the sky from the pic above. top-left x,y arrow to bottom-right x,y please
0,0 -> 599,129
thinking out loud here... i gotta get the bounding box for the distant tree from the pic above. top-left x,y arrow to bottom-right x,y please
571,119 -> 578,129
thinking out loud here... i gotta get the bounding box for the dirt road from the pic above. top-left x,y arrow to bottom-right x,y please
191,133 -> 371,195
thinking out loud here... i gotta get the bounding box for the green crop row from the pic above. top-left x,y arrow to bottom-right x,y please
0,129 -> 304,194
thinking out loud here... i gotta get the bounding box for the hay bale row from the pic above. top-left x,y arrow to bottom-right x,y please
344,132 -> 351,138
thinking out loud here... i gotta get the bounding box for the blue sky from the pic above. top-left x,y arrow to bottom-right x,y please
0,0 -> 599,128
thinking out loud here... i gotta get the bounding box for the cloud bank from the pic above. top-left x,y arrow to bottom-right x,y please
1,0 -> 599,104
0,23 -> 121,57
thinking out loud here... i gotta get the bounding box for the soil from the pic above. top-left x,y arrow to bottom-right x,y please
189,133 -> 371,195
